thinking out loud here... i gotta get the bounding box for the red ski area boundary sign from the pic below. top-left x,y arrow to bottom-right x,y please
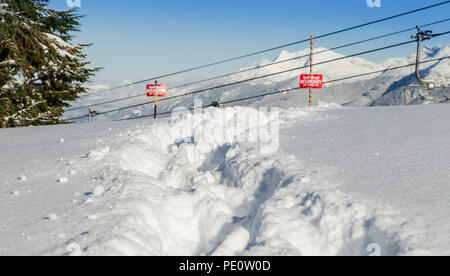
147,84 -> 167,97
300,74 -> 323,89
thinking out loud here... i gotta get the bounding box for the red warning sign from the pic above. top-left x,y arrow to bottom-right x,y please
147,84 -> 167,97
300,74 -> 323,89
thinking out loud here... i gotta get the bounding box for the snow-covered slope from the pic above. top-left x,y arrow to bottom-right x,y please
2,104 -> 450,256
64,44 -> 450,122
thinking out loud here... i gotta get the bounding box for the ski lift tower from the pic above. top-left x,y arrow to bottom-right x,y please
404,26 -> 449,105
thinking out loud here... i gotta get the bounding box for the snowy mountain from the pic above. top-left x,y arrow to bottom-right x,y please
64,44 -> 450,122
229,47 -> 383,85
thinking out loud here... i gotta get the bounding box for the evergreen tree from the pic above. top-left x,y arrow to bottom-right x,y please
0,0 -> 99,128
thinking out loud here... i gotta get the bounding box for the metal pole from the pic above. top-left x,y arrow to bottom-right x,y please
412,26 -> 434,88
309,35 -> 314,107
87,108 -> 95,123
154,80 -> 158,119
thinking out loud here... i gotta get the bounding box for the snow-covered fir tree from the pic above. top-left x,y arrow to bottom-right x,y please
0,0 -> 99,128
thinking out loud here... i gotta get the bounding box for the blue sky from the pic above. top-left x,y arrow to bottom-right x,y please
48,0 -> 450,83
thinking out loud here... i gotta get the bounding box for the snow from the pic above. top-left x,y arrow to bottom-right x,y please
92,186 -> 105,196
211,227 -> 250,256
45,214 -> 59,221
0,60 -> 16,65
44,33 -> 77,59
57,177 -> 69,183
1,104 -> 450,256
0,3 -> 8,14
44,33 -> 75,50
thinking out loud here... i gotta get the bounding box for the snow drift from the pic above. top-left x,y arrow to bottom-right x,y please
2,104 -> 450,256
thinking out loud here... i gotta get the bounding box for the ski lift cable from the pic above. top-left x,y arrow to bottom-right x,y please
65,39 -> 421,120
67,39 -> 450,121
78,1 -> 450,97
67,17 -> 450,112
119,56 -> 450,121
431,30 -> 450,37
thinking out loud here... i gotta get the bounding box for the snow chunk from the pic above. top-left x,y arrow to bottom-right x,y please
0,60 -> 15,66
316,102 -> 343,110
212,227 -> 250,256
57,177 -> 69,183
84,147 -> 111,161
88,214 -> 98,220
300,177 -> 312,184
93,186 -> 105,197
45,214 -> 58,221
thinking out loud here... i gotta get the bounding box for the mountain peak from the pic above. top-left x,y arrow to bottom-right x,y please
422,44 -> 450,59
273,47 -> 332,63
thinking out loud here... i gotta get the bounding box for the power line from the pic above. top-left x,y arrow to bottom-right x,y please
432,30 -> 450,37
67,28 -> 450,122
81,1 -> 450,97
67,17 -> 450,112
64,39 -> 424,121
223,56 -> 450,103
66,39 -> 418,120
119,56 -> 450,121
